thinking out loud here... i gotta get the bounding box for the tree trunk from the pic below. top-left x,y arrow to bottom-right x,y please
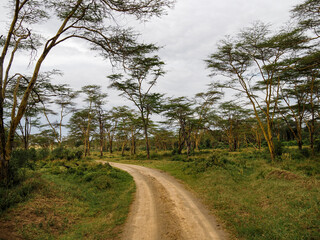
145,129 -> 150,159
109,135 -> 113,154
121,139 -> 127,156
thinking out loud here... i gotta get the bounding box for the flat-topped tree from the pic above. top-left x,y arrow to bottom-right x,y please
108,54 -> 165,159
163,96 -> 195,155
0,0 -> 174,183
68,109 -> 96,153
205,22 -> 306,162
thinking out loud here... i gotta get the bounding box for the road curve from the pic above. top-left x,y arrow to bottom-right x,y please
109,162 -> 227,240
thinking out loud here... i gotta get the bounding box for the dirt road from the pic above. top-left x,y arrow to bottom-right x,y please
109,162 -> 227,240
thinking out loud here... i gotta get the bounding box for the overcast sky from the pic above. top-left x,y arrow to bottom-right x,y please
1,0 -> 303,109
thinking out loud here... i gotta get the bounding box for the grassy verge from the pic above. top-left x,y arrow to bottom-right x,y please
113,150 -> 320,240
0,160 -> 135,240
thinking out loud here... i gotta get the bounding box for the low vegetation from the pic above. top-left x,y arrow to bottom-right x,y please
114,148 -> 320,240
0,150 -> 135,240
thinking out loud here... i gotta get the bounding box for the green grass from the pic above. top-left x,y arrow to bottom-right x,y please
113,150 -> 320,240
0,160 -> 135,240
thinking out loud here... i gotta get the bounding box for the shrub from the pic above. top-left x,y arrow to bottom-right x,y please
206,152 -> 229,167
171,155 -> 188,162
92,175 -> 112,190
171,148 -> 178,155
314,139 -> 320,153
301,148 -> 310,158
50,146 -> 65,160
0,175 -> 42,213
74,149 -> 83,159
50,147 -> 83,161
37,148 -> 50,160
8,148 -> 38,185
273,139 -> 283,157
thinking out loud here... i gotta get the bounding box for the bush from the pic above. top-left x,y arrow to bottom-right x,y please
37,148 -> 50,160
50,147 -> 83,161
50,146 -> 65,160
171,148 -> 179,155
8,149 -> 38,185
171,155 -> 189,162
273,139 -> 283,157
92,175 -> 112,190
206,152 -> 229,167
74,149 -> 83,159
314,139 -> 320,153
301,148 -> 310,158
0,175 -> 42,213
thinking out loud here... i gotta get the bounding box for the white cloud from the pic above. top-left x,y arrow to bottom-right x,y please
1,0 -> 303,107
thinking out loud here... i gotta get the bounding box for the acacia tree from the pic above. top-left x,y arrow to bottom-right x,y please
193,85 -> 223,151
163,97 -> 194,155
217,101 -> 249,151
68,109 -> 96,153
109,54 -> 165,159
105,107 -> 119,154
0,0 -> 173,183
90,88 -> 108,157
285,0 -> 320,153
205,22 -> 305,161
35,77 -> 79,146
81,85 -> 107,157
6,75 -> 42,149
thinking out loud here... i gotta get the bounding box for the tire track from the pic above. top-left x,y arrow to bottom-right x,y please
109,162 -> 227,240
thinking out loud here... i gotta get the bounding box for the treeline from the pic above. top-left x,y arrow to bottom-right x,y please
10,0 -> 320,162
1,0 -> 320,184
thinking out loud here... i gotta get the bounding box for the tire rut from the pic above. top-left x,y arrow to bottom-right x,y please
109,162 -> 227,240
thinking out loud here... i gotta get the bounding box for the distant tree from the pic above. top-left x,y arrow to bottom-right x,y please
91,89 -> 108,157
194,85 -> 223,151
112,106 -> 133,156
217,101 -> 247,151
31,129 -> 56,149
81,85 -> 107,157
109,54 -> 165,159
68,109 -> 96,154
105,108 -> 119,154
152,127 -> 175,151
33,74 -> 79,146
163,97 -> 194,155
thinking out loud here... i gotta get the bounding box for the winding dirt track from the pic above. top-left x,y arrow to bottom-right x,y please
109,162 -> 227,240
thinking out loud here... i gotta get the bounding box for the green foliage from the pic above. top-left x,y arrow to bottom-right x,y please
301,148 -> 311,158
50,147 -> 83,161
7,148 -> 39,186
273,139 -> 283,158
0,159 -> 135,239
48,161 -> 115,191
50,146 -> 65,160
170,154 -> 190,162
37,148 -> 50,160
0,173 -> 42,213
131,149 -> 320,240
314,139 -> 320,153
171,148 -> 179,155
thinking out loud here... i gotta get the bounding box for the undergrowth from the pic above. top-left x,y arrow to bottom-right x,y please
0,159 -> 135,240
117,149 -> 320,240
